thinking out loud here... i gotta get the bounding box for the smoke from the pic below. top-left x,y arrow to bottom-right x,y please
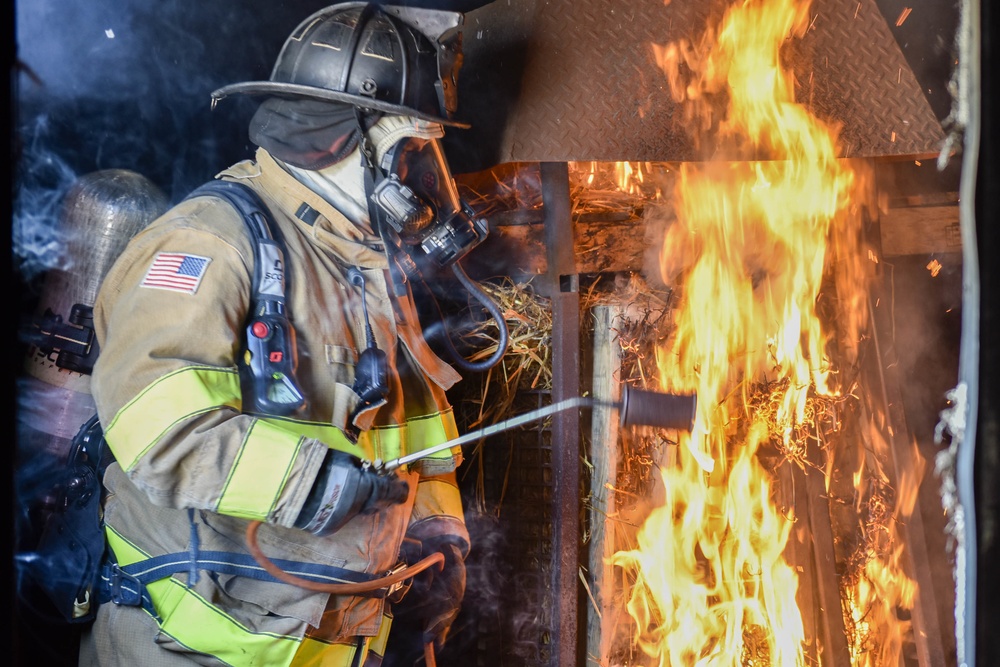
13,0 -> 316,333
383,504 -> 552,665
888,254 -> 964,439
14,1 -> 312,206
437,509 -> 514,661
12,117 -> 79,284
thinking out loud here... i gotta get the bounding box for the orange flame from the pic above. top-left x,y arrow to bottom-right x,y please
611,0 -> 883,664
840,425 -> 924,665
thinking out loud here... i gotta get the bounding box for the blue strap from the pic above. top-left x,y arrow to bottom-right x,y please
119,549 -> 379,587
100,512 -> 391,615
99,560 -> 159,618
187,508 -> 201,587
99,548 -> 391,613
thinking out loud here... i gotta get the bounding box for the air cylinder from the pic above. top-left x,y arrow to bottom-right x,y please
18,170 -> 167,540
20,170 -> 167,457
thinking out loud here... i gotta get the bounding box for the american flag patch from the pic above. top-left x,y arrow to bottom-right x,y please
140,253 -> 211,294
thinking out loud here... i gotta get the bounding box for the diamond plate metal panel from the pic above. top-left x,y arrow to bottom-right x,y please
455,0 -> 944,167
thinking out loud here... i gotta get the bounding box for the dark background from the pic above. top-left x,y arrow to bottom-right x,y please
8,1 -> 995,666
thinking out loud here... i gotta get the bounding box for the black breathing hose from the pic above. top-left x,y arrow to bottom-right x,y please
439,261 -> 510,373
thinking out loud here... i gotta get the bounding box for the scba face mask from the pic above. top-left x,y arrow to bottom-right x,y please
360,126 -> 509,376
372,136 -> 488,270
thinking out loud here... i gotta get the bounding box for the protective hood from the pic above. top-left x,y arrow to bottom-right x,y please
280,115 -> 446,232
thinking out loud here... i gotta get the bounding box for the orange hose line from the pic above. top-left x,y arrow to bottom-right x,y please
245,520 -> 444,594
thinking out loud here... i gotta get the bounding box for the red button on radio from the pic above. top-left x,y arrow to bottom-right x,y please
251,321 -> 269,338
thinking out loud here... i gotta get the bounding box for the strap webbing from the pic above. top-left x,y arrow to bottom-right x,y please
99,546 -> 394,615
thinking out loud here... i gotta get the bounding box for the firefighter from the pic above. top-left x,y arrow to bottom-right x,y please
80,4 -> 478,665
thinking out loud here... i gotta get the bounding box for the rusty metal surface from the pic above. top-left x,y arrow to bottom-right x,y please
541,163 -> 582,667
454,0 -> 944,168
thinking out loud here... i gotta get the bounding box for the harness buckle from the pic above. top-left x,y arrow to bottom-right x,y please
104,563 -> 145,607
384,561 -> 412,603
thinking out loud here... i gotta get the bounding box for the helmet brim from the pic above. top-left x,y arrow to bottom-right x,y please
211,82 -> 471,130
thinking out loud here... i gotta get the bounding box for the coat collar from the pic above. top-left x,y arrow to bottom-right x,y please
220,149 -> 389,269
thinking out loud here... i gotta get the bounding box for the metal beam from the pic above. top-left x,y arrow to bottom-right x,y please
541,161 -> 581,667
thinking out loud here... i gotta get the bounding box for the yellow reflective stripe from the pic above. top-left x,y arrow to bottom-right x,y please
368,408 -> 459,462
217,420 -> 303,520
105,366 -> 241,472
290,614 -> 389,666
261,417 -> 373,461
155,579 -> 300,667
260,408 -> 458,463
402,408 -> 459,460
416,478 -> 465,520
369,613 -> 392,657
106,525 -> 302,667
291,638 -> 366,667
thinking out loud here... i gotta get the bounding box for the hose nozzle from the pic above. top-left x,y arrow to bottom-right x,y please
618,385 -> 697,431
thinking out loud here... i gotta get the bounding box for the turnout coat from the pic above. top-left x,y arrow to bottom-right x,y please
89,148 -> 468,665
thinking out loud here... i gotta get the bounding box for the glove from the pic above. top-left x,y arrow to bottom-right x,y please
294,449 -> 408,536
396,538 -> 467,650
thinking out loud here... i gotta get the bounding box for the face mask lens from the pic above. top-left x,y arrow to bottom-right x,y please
393,139 -> 462,219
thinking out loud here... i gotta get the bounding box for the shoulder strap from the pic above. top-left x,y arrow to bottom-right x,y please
187,179 -> 287,309
186,180 -> 306,415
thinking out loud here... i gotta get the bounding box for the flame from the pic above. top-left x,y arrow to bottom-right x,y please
839,426 -> 925,665
615,162 -> 647,195
609,0 -> 903,664
575,160 -> 650,195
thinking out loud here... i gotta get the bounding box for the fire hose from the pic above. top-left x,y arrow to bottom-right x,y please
243,386 -> 696,657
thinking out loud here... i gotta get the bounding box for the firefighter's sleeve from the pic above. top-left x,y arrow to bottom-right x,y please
90,201 -> 328,528
405,470 -> 470,556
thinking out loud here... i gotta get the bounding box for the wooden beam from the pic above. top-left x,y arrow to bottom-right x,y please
803,457 -> 854,667
586,305 -> 625,665
772,459 -> 822,666
481,201 -> 963,277
879,205 -> 961,257
487,217 -> 648,276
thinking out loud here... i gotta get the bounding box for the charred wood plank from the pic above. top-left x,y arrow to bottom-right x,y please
772,459 -> 822,666
879,204 -> 961,257
487,217 -> 648,276
803,457 -> 854,667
